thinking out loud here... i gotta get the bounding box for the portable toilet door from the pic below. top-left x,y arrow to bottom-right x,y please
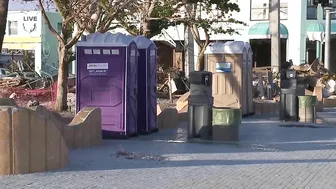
204,41 -> 245,113
76,32 -> 138,139
245,42 -> 254,115
133,35 -> 158,134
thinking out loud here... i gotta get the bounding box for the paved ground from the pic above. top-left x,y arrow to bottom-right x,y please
2,113 -> 336,189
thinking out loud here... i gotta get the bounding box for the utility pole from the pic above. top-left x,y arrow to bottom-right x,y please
325,6 -> 332,70
269,0 -> 281,73
184,3 -> 194,77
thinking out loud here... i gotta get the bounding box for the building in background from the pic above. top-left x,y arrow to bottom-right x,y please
3,10 -> 61,76
10,1 -> 336,75
148,0 -> 336,72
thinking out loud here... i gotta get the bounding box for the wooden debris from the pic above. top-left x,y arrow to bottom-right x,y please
0,77 -> 23,88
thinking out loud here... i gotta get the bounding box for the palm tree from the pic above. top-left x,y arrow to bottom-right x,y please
0,0 -> 9,50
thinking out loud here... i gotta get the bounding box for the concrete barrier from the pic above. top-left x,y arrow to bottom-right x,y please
254,101 -> 279,115
323,98 -> 336,108
67,107 -> 102,149
176,92 -> 189,112
157,108 -> 179,129
0,106 -> 68,175
29,105 -> 64,135
157,104 -> 164,116
0,98 -> 17,106
30,106 -> 102,149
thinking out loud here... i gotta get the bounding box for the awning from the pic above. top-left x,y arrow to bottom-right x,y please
151,30 -> 176,48
2,43 -> 39,50
2,36 -> 41,50
307,22 -> 325,41
248,22 -> 288,39
3,36 -> 41,43
306,22 -> 336,41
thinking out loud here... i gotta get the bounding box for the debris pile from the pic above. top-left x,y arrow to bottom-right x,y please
0,76 -> 23,88
252,59 -> 336,101
0,67 -> 74,110
67,93 -> 76,112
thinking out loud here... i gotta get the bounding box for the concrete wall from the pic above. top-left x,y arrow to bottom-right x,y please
31,106 -> 103,149
0,98 -> 17,106
254,101 -> 279,115
0,106 -> 69,175
67,107 -> 103,149
157,108 -> 179,129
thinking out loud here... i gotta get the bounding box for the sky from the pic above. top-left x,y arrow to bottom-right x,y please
9,1 -> 56,11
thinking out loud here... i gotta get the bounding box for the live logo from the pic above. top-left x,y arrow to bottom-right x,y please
23,16 -> 37,22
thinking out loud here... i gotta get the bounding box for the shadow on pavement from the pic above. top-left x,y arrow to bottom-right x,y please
50,114 -> 336,173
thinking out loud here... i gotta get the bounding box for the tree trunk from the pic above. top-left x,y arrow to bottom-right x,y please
0,0 -> 9,50
141,21 -> 151,38
54,44 -> 69,111
197,46 -> 206,71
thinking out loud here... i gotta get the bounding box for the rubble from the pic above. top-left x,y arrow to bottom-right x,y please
0,76 -> 23,88
27,100 -> 40,107
252,59 -> 336,102
9,93 -> 17,99
67,93 -> 76,112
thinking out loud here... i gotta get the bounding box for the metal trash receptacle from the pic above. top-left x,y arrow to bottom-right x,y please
212,107 -> 241,141
298,95 -> 317,123
188,71 -> 212,96
188,95 -> 213,140
279,88 -> 298,121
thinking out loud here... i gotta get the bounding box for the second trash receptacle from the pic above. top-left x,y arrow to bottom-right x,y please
298,95 -> 317,123
212,107 -> 241,141
188,71 -> 213,140
188,95 -> 213,140
279,88 -> 298,121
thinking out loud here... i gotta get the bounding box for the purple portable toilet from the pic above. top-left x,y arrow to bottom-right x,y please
76,32 -> 138,139
133,35 -> 158,134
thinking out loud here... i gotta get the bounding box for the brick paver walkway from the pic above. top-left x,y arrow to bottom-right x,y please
1,115 -> 336,189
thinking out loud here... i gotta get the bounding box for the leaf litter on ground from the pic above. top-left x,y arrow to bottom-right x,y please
116,145 -> 168,161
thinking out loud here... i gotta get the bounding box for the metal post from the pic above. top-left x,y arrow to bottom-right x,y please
269,0 -> 281,73
168,73 -> 173,103
325,7 -> 332,70
316,41 -> 321,59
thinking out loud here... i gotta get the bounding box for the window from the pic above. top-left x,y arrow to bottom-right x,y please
250,0 -> 288,21
280,3 -> 288,20
250,1 -> 269,21
8,21 -> 18,35
307,0 -> 318,19
57,23 -> 62,34
323,1 -> 336,20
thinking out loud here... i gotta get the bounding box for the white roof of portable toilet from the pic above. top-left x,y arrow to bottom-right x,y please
76,32 -> 135,47
133,35 -> 157,49
204,41 -> 246,54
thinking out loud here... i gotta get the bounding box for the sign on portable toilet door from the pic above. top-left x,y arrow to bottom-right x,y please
87,63 -> 108,76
